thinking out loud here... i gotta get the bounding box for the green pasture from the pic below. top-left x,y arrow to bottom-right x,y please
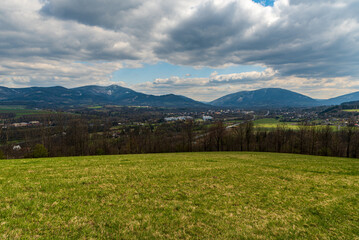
0,106 -> 53,118
254,118 -> 300,130
0,152 -> 358,239
253,118 -> 341,131
343,109 -> 359,112
87,106 -> 103,109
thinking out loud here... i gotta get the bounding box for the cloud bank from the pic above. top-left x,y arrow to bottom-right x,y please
0,0 -> 358,100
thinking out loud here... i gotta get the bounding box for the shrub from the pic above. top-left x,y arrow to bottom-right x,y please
0,150 -> 5,159
32,144 -> 49,158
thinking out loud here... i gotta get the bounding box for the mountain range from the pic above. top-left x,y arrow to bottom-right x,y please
0,85 -> 208,108
0,85 -> 359,109
210,88 -> 318,108
210,88 -> 359,108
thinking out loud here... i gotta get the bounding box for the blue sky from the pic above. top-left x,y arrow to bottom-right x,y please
252,0 -> 275,6
112,62 -> 265,85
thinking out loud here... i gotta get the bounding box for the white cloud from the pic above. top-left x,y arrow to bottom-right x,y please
133,72 -> 359,101
0,60 -> 123,88
0,0 -> 358,99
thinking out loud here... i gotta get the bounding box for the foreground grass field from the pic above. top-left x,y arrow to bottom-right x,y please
0,152 -> 358,239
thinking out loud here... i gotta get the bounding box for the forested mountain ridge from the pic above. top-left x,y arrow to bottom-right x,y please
1,85 -> 359,109
0,85 -> 209,108
211,88 -> 359,108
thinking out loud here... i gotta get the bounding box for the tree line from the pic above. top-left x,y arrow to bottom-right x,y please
1,118 -> 359,159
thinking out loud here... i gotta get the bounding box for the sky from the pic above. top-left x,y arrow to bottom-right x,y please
0,0 -> 359,101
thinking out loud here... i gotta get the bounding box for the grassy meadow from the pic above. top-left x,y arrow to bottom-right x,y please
343,109 -> 359,112
0,152 -> 358,239
254,118 -> 300,130
253,118 -> 340,131
0,105 -> 53,118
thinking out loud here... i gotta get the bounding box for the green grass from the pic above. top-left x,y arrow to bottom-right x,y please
254,118 -> 299,130
254,118 -> 281,124
253,118 -> 340,131
0,106 -> 53,118
0,105 -> 26,110
343,109 -> 359,112
0,152 -> 358,239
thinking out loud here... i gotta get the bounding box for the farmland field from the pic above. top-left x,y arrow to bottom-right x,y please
87,106 -> 103,109
253,118 -> 340,131
0,152 -> 358,239
343,109 -> 359,112
254,118 -> 299,129
0,105 -> 53,118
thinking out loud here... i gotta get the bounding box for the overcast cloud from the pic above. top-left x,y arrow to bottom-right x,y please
0,0 -> 358,100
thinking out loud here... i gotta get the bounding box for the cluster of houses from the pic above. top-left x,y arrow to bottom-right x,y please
202,116 -> 213,121
164,116 -> 214,122
164,116 -> 193,122
2,121 -> 40,128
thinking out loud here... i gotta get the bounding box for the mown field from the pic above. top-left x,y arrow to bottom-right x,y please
343,109 -> 359,112
0,105 -> 53,118
253,118 -> 340,131
254,118 -> 300,129
0,152 -> 358,239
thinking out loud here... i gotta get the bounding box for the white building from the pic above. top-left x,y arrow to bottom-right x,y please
13,145 -> 21,151
12,122 -> 28,127
164,116 -> 193,122
203,116 -> 213,121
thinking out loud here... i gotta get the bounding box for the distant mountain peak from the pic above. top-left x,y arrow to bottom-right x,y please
210,88 -> 318,108
1,85 -> 359,109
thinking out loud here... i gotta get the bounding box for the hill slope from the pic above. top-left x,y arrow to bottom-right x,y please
0,85 -> 209,108
0,152 -> 357,239
320,91 -> 359,106
210,88 -> 319,108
